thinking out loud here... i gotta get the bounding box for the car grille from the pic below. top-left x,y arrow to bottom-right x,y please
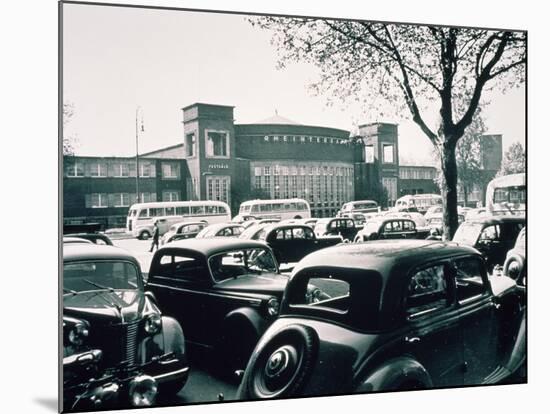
124,321 -> 139,366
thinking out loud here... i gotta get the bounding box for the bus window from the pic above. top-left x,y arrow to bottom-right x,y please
176,206 -> 190,215
290,202 -> 297,210
251,204 -> 260,213
151,208 -> 165,217
138,209 -> 148,218
166,207 -> 175,216
260,204 -> 270,212
206,205 -> 217,215
191,206 -> 205,215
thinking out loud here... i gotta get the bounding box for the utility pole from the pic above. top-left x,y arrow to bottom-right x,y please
135,106 -> 144,203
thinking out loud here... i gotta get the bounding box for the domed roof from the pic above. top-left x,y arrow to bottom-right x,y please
255,112 -> 301,125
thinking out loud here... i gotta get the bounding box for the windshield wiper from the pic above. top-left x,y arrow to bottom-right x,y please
83,279 -> 115,292
63,288 -> 78,295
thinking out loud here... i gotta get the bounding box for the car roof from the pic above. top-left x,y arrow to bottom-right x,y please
292,239 -> 479,276
203,222 -> 242,230
63,243 -> 140,265
462,215 -> 525,225
263,223 -> 314,233
158,237 -> 269,256
174,221 -> 207,227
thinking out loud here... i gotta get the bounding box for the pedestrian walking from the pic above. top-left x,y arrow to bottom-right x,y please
149,220 -> 160,252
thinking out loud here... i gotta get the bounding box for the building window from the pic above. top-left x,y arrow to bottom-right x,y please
140,162 -> 151,178
254,167 -> 262,176
365,146 -> 375,163
383,144 -> 395,164
114,163 -> 129,177
162,191 -> 180,202
67,161 -> 84,177
90,162 -> 107,177
264,166 -> 271,176
185,132 -> 196,157
206,175 -> 230,204
162,163 -> 179,179
91,193 -> 108,208
206,130 -> 229,158
114,193 -> 130,207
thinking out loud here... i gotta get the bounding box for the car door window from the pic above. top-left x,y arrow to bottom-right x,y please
406,264 -> 450,317
155,254 -> 206,282
479,225 -> 498,242
304,228 -> 314,240
275,229 -> 285,240
293,228 -> 305,239
453,257 -> 487,303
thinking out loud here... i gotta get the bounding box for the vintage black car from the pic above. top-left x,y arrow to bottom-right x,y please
453,216 -> 525,272
237,240 -> 526,400
354,218 -> 430,242
63,244 -> 189,411
314,218 -> 359,242
146,238 -> 320,373
240,223 -> 342,264
503,227 -> 526,285
160,221 -> 207,245
195,222 -> 245,238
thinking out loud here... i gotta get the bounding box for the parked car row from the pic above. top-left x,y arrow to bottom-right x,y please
63,211 -> 526,410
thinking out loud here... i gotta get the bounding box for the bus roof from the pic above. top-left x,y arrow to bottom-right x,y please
129,200 -> 230,210
487,173 -> 525,188
240,198 -> 309,205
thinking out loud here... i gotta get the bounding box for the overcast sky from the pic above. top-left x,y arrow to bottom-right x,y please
62,3 -> 526,165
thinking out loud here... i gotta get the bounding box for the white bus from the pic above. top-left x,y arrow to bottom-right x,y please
127,200 -> 231,239
394,193 -> 442,214
486,173 -> 525,216
234,198 -> 311,222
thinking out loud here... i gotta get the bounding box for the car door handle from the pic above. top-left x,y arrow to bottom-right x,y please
492,301 -> 501,310
405,336 -> 421,344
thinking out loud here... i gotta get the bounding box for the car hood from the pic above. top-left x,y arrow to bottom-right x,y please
63,290 -> 151,324
214,273 -> 289,295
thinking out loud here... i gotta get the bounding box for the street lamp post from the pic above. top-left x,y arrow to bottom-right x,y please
135,106 -> 144,203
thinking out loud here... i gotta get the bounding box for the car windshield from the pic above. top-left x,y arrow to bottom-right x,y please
453,223 -> 483,245
64,261 -> 140,293
208,248 -> 278,282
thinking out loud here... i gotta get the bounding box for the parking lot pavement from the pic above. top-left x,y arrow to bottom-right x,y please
113,237 -> 154,273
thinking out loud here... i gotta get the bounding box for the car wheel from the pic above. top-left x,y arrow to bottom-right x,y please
140,231 -> 151,240
504,258 -> 524,281
294,215 -> 302,219
240,324 -> 318,399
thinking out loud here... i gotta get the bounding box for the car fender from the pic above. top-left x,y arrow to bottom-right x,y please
223,307 -> 267,339
158,316 -> 186,357
355,356 -> 433,392
503,313 -> 526,374
503,252 -> 525,278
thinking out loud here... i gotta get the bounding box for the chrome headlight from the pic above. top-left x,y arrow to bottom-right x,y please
129,375 -> 158,407
68,322 -> 89,346
266,297 -> 279,317
144,313 -> 162,335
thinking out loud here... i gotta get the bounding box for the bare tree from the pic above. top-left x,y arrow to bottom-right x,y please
63,102 -> 77,156
251,17 -> 526,239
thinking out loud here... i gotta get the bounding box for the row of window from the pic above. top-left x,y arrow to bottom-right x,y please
254,165 -> 354,177
399,167 -> 437,180
84,191 -> 180,208
65,160 -> 180,179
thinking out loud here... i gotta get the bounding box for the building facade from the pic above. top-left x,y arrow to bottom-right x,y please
63,156 -> 187,228
63,103 -> 504,226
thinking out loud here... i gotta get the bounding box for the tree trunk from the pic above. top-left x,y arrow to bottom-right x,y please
463,184 -> 468,208
440,141 -> 459,240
